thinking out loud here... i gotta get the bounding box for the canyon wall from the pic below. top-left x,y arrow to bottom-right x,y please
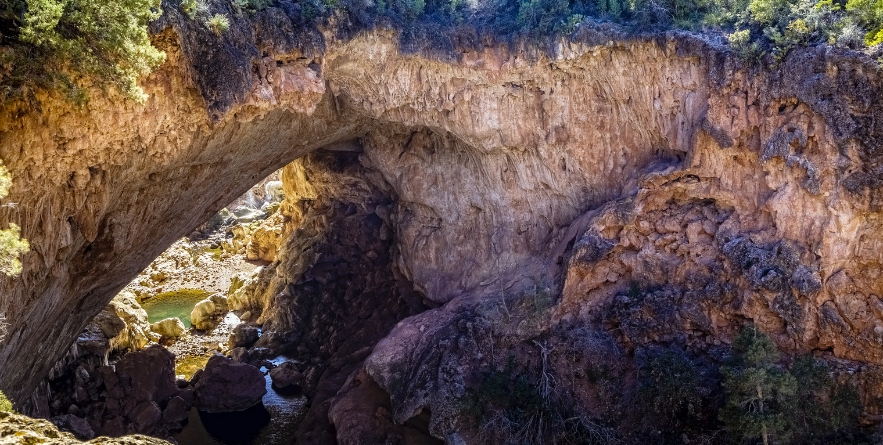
0,3 -> 880,440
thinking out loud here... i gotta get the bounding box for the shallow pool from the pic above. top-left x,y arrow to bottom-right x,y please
141,289 -> 210,328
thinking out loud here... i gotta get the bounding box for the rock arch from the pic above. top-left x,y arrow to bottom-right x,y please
0,18 -> 881,420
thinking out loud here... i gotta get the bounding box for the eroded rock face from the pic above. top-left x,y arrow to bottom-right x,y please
0,7 -> 879,444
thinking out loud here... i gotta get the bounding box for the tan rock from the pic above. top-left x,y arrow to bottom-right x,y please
107,292 -> 156,352
149,318 -> 186,341
190,294 -> 229,331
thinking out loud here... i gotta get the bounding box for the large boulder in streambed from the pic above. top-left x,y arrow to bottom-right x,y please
114,345 -> 178,404
228,323 -> 259,349
150,317 -> 185,341
194,354 -> 266,413
190,294 -> 229,331
269,361 -> 302,389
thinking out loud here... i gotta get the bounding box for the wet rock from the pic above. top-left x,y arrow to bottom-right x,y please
190,294 -> 229,331
194,354 -> 266,413
162,397 -> 189,424
230,347 -> 249,363
228,324 -> 259,349
269,361 -> 302,389
50,414 -> 95,440
150,318 -> 186,342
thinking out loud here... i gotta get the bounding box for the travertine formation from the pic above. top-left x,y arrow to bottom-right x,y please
0,4 -> 881,443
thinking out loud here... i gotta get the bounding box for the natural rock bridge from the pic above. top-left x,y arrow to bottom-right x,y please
0,8 -> 882,438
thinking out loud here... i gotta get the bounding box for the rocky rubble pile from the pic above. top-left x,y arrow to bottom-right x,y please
43,346 -> 192,442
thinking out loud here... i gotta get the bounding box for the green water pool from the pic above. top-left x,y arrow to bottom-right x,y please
141,288 -> 210,329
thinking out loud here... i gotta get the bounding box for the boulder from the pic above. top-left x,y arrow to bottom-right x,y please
228,324 -> 259,350
194,355 -> 266,413
162,396 -> 189,424
98,415 -> 126,437
114,345 -> 177,404
230,347 -> 249,363
49,414 -> 94,440
129,400 -> 162,433
269,361 -> 302,389
107,291 -> 157,351
76,291 -> 156,357
150,317 -> 186,341
263,180 -> 284,203
190,294 -> 229,331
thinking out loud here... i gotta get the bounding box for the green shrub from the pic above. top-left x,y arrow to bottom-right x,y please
0,162 -> 27,277
0,391 -> 12,413
719,326 -> 868,445
846,0 -> 883,44
729,29 -> 764,60
14,0 -> 166,103
516,0 -> 574,35
784,356 -> 867,444
182,0 -> 199,17
232,0 -> 272,13
637,348 -> 706,426
206,13 -> 231,34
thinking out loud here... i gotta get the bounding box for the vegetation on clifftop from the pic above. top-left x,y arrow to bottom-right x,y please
0,0 -> 880,105
0,0 -> 165,104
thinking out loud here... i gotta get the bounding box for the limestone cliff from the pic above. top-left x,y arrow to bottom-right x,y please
0,2 -> 880,442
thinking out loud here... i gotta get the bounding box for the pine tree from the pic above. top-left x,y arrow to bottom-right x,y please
719,325 -> 796,445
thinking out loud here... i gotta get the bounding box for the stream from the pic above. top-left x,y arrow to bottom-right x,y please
173,362 -> 308,445
142,295 -> 307,444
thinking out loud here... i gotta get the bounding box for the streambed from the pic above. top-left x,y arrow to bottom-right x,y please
174,357 -> 308,445
142,293 -> 307,443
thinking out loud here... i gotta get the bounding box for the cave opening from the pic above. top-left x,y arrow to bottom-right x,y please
33,137 -> 442,444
